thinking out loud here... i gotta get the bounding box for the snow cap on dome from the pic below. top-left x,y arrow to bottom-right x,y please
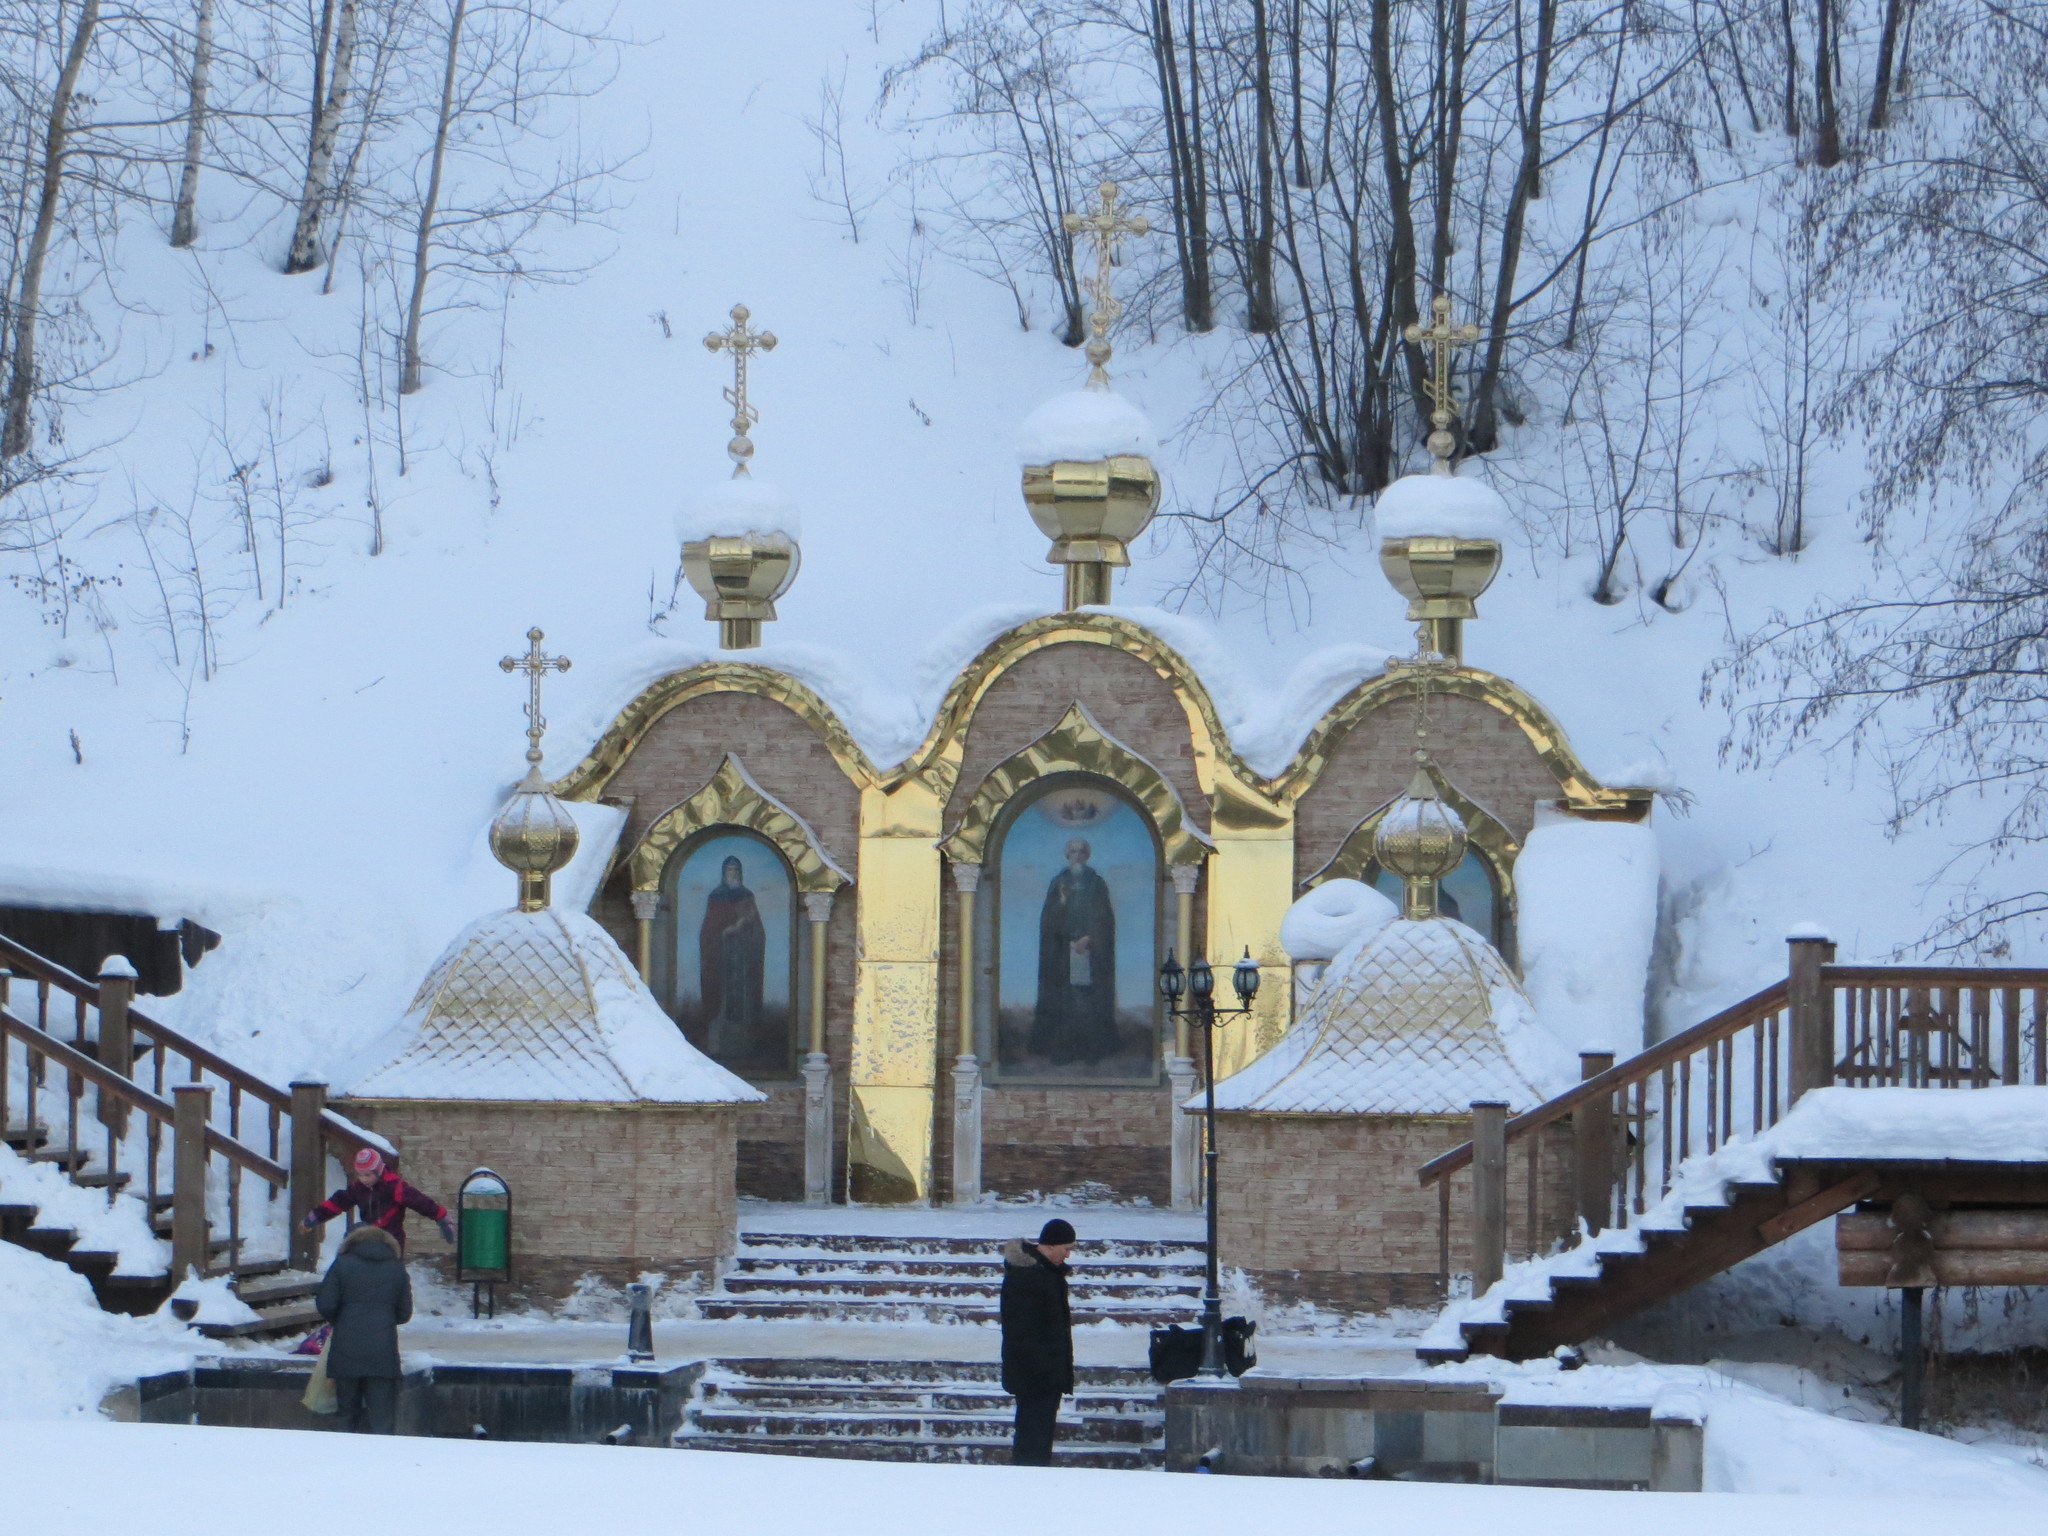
675,472 -> 802,544
1016,388 -> 1157,466
1204,916 -> 1575,1115
1280,878 -> 1398,963
346,907 -> 763,1105
1374,471 -> 1512,541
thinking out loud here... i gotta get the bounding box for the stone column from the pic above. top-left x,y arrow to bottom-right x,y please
950,863 -> 984,1205
630,889 -> 661,984
802,891 -> 836,1206
1168,863 -> 1202,1211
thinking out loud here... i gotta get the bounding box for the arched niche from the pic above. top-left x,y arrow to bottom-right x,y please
978,773 -> 1167,1085
653,827 -> 800,1078
628,754 -> 850,896
1304,768 -> 1520,962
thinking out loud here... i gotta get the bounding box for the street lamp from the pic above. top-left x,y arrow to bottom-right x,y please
1159,946 -> 1261,1378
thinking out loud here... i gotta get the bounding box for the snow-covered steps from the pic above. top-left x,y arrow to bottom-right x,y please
698,1231 -> 1205,1326
676,1357 -> 1165,1468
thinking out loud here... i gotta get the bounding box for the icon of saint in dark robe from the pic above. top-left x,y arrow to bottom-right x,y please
1032,838 -> 1118,1064
699,855 -> 766,1059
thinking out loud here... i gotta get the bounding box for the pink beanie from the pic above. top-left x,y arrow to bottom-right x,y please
352,1147 -> 385,1177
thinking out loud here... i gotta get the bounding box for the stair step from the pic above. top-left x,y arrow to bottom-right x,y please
737,1233 -> 1200,1260
719,1276 -> 1198,1299
687,1409 -> 1159,1445
234,1271 -> 320,1308
694,1298 -> 1191,1326
709,1385 -> 1155,1414
198,1302 -> 324,1341
675,1435 -> 1159,1468
703,1358 -> 1154,1387
18,1226 -> 79,1259
230,1258 -> 291,1280
29,1148 -> 91,1174
3,1124 -> 49,1151
72,1170 -> 132,1192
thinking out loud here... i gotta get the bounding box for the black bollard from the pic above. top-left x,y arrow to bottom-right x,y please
626,1282 -> 655,1363
1899,1286 -> 1924,1430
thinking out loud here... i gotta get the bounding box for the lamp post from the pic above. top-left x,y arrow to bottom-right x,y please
1158,946 -> 1261,1378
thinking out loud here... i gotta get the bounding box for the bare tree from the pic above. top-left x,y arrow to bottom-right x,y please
169,0 -> 215,248
284,0 -> 359,274
3,0 -> 100,458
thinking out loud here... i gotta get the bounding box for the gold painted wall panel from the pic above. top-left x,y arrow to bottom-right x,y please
1206,832 -> 1297,1079
851,963 -> 940,1087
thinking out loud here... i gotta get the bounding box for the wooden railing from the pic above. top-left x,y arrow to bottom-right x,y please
1418,939 -> 2048,1296
0,932 -> 381,1277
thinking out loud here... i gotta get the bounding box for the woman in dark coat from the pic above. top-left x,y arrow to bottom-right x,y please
315,1223 -> 413,1434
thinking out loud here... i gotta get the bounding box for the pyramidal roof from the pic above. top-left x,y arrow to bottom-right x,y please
348,907 -> 764,1105
1207,918 -> 1574,1115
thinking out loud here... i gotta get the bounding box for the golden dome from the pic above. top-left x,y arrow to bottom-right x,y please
489,765 -> 580,911
1373,766 -> 1468,919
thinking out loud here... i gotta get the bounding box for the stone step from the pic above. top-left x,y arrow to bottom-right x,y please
737,1233 -> 1201,1260
695,1297 -> 1192,1326
702,1357 -> 1155,1388
729,1256 -> 1203,1280
708,1384 -> 1158,1415
675,1434 -> 1159,1469
719,1275 -> 1199,1300
687,1407 -> 1159,1445
233,1270 -> 320,1308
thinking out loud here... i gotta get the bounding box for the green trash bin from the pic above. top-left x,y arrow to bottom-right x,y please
457,1169 -> 510,1316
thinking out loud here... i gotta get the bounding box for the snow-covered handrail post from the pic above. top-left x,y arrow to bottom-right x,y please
1471,1101 -> 1508,1294
95,958 -> 137,1138
1573,1051 -> 1616,1236
289,1080 -> 329,1271
171,1084 -> 212,1280
1787,932 -> 1838,1101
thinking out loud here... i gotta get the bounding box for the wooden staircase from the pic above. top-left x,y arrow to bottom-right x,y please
1414,941 -> 2048,1363
0,934 -> 381,1340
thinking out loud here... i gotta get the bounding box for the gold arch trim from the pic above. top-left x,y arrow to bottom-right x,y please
551,663 -> 880,804
903,613 -> 1267,808
937,703 -> 1213,867
1273,663 -> 1648,813
627,754 -> 852,895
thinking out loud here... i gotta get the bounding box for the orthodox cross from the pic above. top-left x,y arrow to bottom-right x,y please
703,304 -> 777,474
499,627 -> 571,765
1063,181 -> 1150,388
1403,293 -> 1482,472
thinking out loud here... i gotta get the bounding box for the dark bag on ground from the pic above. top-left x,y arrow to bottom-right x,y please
1148,1317 -> 1257,1383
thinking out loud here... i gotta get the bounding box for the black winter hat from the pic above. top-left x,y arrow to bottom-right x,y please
1037,1218 -> 1077,1246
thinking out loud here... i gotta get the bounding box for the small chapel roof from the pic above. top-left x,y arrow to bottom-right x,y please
347,905 -> 764,1105
1206,916 -> 1574,1116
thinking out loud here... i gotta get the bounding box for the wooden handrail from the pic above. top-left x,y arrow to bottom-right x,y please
1823,966 -> 2048,986
1418,980 -> 1791,1186
0,1008 -> 286,1186
0,930 -> 374,1157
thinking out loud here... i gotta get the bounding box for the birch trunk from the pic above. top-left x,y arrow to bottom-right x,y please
400,0 -> 467,395
170,0 -> 215,248
3,0 -> 100,459
284,0 -> 359,275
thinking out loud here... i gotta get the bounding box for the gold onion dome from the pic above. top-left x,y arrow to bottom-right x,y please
490,765 -> 580,912
1373,764 -> 1468,921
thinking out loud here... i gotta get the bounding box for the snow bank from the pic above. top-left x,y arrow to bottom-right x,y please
1015,388 -> 1157,464
1515,806 -> 1660,1056
0,1243 -> 199,1421
1279,878 -> 1396,961
1374,473 -> 1513,540
674,474 -> 804,541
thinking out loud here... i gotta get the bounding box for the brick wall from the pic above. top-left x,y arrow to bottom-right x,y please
584,687 -> 861,1201
980,1086 -> 1175,1205
340,1100 -> 740,1303
943,643 -> 1207,828
1218,1111 -> 1574,1311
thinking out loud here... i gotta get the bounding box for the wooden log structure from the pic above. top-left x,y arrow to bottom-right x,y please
1837,1209 -> 2048,1287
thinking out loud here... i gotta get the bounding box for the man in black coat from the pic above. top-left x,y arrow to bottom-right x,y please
315,1223 -> 414,1434
1000,1217 -> 1076,1467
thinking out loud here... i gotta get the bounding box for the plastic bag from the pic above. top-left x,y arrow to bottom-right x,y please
302,1334 -> 339,1415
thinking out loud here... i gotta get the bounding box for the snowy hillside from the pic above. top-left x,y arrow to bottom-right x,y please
0,0 -> 2039,1086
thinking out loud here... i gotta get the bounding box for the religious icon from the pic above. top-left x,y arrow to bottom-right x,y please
700,855 -> 767,1058
990,782 -> 1159,1082
658,832 -> 795,1076
1031,838 -> 1118,1064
